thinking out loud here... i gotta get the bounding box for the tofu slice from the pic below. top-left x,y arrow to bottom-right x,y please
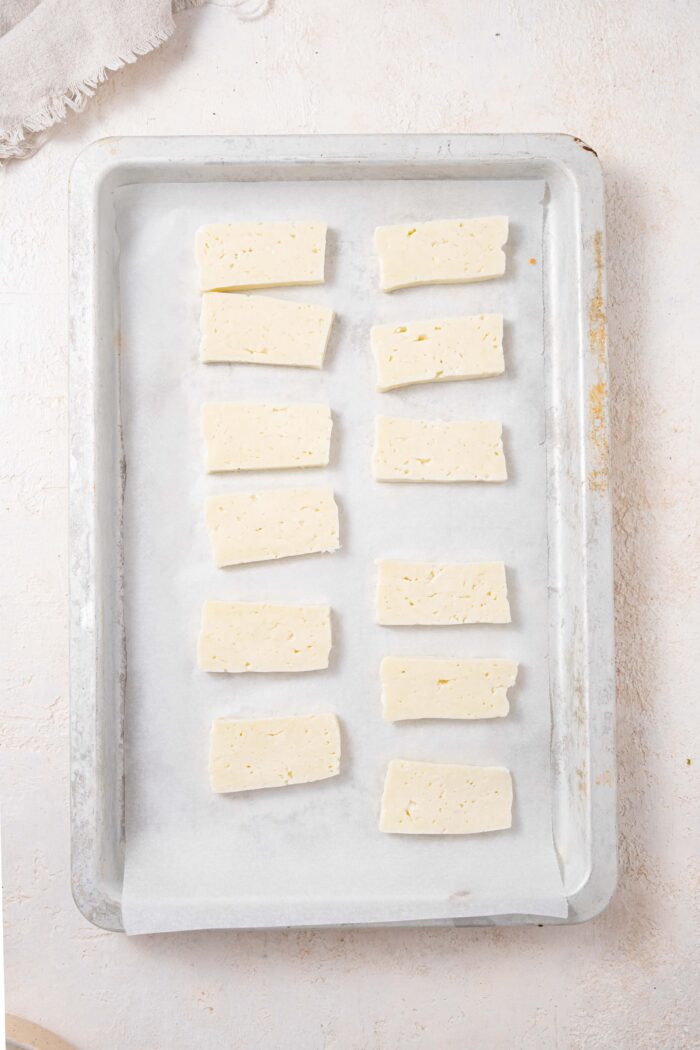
373,416 -> 507,482
202,402 -> 332,473
371,314 -> 504,391
210,713 -> 341,793
379,760 -> 513,834
198,600 -> 331,673
196,222 -> 327,292
200,293 -> 334,369
375,217 -> 508,291
376,560 -> 510,625
381,657 -> 518,721
205,487 -> 340,567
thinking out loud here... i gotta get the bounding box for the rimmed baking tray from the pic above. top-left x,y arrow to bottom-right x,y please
69,134 -> 615,931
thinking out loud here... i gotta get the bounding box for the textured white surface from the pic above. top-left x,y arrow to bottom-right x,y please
0,1 -> 697,1047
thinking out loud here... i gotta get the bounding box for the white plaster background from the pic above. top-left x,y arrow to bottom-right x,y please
0,1 -> 698,1047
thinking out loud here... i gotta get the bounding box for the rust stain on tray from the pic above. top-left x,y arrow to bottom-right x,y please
588,231 -> 609,492
589,232 -> 607,368
573,136 -> 599,157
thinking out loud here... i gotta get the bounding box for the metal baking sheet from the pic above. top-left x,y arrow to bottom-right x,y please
69,134 -> 616,932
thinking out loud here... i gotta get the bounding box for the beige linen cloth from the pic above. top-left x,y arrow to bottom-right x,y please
0,0 -> 267,163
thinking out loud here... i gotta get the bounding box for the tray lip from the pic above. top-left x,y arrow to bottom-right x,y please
69,132 -> 615,933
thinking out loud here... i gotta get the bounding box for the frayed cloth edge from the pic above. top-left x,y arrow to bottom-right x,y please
0,22 -> 175,162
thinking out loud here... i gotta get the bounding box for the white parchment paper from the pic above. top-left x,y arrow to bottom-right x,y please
117,176 -> 567,933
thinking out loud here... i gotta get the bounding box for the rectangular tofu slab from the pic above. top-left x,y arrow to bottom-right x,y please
198,600 -> 332,672
210,713 -> 341,793
374,217 -> 508,291
379,760 -> 513,834
381,657 -> 518,721
205,487 -> 340,567
196,222 -> 327,291
202,402 -> 332,473
200,293 -> 334,368
376,560 -> 511,625
373,416 -> 507,482
371,314 -> 504,391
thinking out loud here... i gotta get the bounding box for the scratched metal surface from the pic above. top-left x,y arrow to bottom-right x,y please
68,134 -> 615,932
